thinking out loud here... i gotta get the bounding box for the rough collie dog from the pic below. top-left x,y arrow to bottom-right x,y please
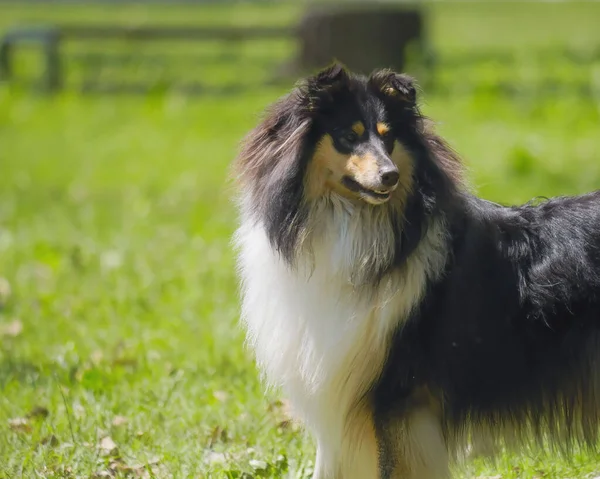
233,63 -> 600,478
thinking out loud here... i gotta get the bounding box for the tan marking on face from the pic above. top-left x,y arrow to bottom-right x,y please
306,135 -> 381,201
306,136 -> 414,206
305,134 -> 352,200
377,122 -> 390,136
351,121 -> 365,137
347,152 -> 381,185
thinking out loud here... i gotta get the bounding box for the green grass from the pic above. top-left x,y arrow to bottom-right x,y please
2,2 -> 600,478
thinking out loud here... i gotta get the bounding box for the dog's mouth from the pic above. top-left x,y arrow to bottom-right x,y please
342,176 -> 392,204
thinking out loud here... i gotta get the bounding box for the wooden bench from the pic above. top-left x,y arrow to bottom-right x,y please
0,8 -> 427,94
0,24 -> 292,93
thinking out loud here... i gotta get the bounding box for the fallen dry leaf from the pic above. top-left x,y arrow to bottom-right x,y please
267,398 -> 292,417
249,459 -> 268,471
277,418 -> 296,431
98,436 -> 118,456
27,406 -> 49,419
90,350 -> 104,365
213,390 -> 228,402
267,398 -> 298,431
109,459 -> 135,473
56,465 -> 73,477
91,471 -> 113,478
8,417 -> 31,432
111,415 -> 128,427
205,451 -> 226,466
107,456 -> 161,478
0,319 -> 23,338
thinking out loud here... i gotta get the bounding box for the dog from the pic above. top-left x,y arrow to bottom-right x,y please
233,63 -> 600,478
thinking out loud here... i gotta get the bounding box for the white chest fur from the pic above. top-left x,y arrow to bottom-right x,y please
235,204 -> 447,478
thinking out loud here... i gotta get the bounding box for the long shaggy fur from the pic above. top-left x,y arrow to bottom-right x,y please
234,63 -> 600,479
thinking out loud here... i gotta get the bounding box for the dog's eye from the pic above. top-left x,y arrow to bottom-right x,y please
341,130 -> 359,145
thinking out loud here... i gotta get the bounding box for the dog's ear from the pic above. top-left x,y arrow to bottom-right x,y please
368,69 -> 417,107
307,62 -> 349,91
302,62 -> 351,112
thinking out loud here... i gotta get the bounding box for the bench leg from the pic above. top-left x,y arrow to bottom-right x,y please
44,37 -> 61,92
0,41 -> 11,82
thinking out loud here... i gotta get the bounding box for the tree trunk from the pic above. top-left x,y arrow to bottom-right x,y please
296,5 -> 424,75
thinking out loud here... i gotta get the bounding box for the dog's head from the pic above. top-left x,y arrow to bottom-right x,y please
235,63 -> 462,262
301,64 -> 418,206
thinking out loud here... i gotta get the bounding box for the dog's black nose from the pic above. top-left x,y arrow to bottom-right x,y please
380,169 -> 400,188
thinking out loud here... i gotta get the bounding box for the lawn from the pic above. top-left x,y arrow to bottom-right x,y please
1,2 -> 600,478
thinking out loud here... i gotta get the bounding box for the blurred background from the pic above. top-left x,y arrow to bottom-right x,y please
1,1 -> 600,478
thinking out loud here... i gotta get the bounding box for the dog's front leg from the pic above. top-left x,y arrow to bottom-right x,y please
312,445 -> 331,479
312,406 -> 380,479
375,406 -> 449,479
